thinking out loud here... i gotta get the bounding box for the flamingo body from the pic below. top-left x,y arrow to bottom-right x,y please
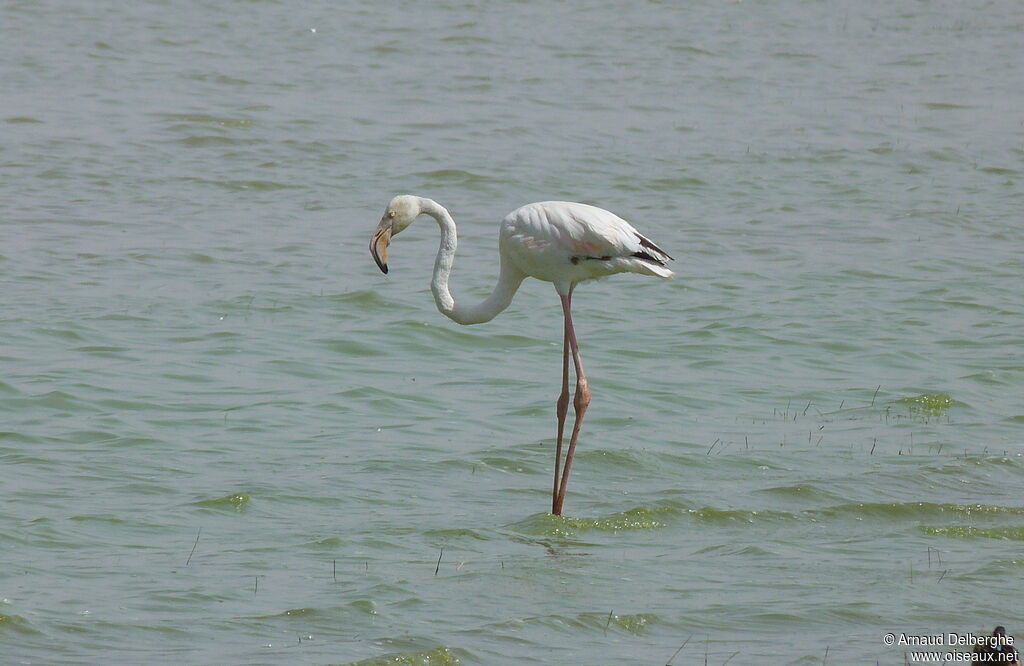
499,201 -> 674,292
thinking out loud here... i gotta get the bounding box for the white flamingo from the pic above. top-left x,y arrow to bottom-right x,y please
370,195 -> 673,515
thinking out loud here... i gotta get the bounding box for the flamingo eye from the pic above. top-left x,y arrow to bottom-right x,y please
388,210 -> 396,218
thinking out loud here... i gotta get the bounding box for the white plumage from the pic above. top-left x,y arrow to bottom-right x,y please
370,195 -> 673,515
499,201 -> 674,289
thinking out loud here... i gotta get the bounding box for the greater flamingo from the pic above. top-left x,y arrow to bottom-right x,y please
370,195 -> 673,515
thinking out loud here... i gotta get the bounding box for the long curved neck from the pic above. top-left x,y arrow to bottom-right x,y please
419,197 -> 523,325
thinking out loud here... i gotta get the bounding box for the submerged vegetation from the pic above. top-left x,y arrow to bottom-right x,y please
896,392 -> 956,415
919,525 -> 1024,541
343,647 -> 460,666
194,492 -> 250,512
514,506 -> 678,538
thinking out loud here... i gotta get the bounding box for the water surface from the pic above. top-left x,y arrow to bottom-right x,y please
2,1 -> 1023,663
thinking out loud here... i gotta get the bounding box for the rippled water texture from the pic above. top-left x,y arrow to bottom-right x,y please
2,1 -> 1022,663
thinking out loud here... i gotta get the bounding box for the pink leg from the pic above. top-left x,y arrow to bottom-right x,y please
553,287 -> 591,516
552,292 -> 571,514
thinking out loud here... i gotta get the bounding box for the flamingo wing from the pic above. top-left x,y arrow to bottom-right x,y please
502,201 -> 673,283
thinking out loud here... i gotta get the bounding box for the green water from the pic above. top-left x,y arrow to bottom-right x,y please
2,0 -> 1022,663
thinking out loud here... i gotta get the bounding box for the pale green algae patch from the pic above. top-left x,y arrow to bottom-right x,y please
555,507 -> 672,531
818,502 -> 1024,520
0,613 -> 37,634
920,526 -> 1024,541
578,611 -> 659,635
896,393 -> 955,415
607,613 -> 657,635
518,506 -> 678,537
343,647 -> 460,666
194,493 -> 250,512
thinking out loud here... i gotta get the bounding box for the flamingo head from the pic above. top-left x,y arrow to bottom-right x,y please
370,194 -> 420,274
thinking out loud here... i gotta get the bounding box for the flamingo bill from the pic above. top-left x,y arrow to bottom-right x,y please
370,225 -> 391,274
